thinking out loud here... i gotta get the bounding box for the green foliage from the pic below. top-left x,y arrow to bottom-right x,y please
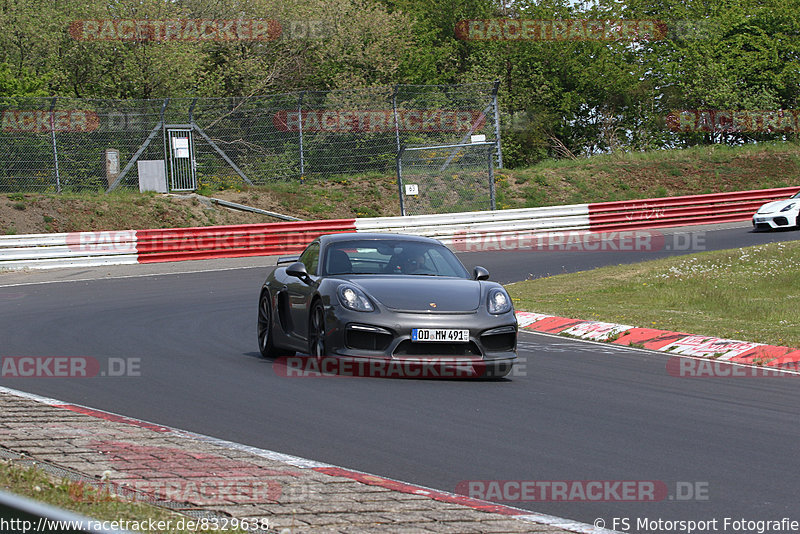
0,0 -> 799,164
0,0 -> 417,98
0,63 -> 49,97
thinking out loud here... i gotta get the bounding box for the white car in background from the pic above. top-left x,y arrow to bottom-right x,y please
753,190 -> 800,230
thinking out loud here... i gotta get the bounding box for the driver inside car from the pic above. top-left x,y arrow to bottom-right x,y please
401,249 -> 435,274
386,246 -> 434,274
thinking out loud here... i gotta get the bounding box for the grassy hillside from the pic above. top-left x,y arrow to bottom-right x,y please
494,142 -> 800,209
2,142 -> 799,234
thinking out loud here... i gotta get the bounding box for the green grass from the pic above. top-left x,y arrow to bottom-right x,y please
3,141 -> 800,232
494,140 -> 800,209
506,240 -> 800,348
0,459 -> 252,534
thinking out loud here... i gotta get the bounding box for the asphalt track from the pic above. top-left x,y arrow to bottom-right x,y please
1,223 -> 799,531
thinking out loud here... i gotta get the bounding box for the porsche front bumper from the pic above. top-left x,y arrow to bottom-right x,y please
320,303 -> 518,377
753,212 -> 798,230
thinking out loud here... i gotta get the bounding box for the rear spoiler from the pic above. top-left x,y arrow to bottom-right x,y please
276,255 -> 300,265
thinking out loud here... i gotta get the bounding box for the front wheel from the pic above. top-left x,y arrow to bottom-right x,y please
257,292 -> 279,358
308,300 -> 327,362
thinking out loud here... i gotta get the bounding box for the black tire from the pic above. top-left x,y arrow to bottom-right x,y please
308,300 -> 326,362
257,291 -> 279,358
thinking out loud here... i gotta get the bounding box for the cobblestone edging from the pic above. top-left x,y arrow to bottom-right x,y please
0,387 -> 606,534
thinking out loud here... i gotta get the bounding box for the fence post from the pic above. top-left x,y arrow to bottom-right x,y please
488,144 -> 496,210
49,97 -> 61,193
392,85 -> 406,216
396,147 -> 406,216
492,80 -> 503,169
298,91 -> 305,181
189,97 -> 198,186
188,97 -> 198,123
161,98 -> 169,190
392,85 -> 402,157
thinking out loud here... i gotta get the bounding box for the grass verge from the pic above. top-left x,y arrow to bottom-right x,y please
506,240 -> 800,348
0,458 -> 253,533
2,141 -> 800,234
495,141 -> 800,209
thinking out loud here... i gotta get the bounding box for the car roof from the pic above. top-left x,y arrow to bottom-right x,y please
319,232 -> 442,246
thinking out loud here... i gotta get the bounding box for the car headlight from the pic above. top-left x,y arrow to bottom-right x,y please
337,285 -> 374,312
780,203 -> 796,212
487,288 -> 512,314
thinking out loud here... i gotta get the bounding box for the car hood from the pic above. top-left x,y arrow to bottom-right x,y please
757,199 -> 797,214
343,276 -> 482,312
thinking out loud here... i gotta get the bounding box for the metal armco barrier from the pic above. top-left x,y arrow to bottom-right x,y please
589,186 -> 800,231
136,219 -> 356,263
0,231 -> 138,270
0,220 -> 355,269
0,187 -> 796,270
355,204 -> 591,244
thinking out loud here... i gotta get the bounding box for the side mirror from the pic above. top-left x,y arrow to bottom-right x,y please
286,261 -> 310,281
473,266 -> 490,280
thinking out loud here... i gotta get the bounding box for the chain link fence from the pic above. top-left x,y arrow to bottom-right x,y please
0,82 -> 501,214
398,142 -> 496,216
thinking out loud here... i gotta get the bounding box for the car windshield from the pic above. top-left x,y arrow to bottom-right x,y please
793,191 -> 800,199
323,239 -> 470,278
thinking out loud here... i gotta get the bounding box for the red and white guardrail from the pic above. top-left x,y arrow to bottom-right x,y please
0,186 -> 797,270
589,186 -> 799,231
0,220 -> 356,270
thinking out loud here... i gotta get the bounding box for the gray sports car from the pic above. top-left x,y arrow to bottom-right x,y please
257,232 -> 517,378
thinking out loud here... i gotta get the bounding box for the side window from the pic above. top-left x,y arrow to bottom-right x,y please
298,242 -> 320,276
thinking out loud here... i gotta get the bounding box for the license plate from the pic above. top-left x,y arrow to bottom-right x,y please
412,328 -> 469,342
